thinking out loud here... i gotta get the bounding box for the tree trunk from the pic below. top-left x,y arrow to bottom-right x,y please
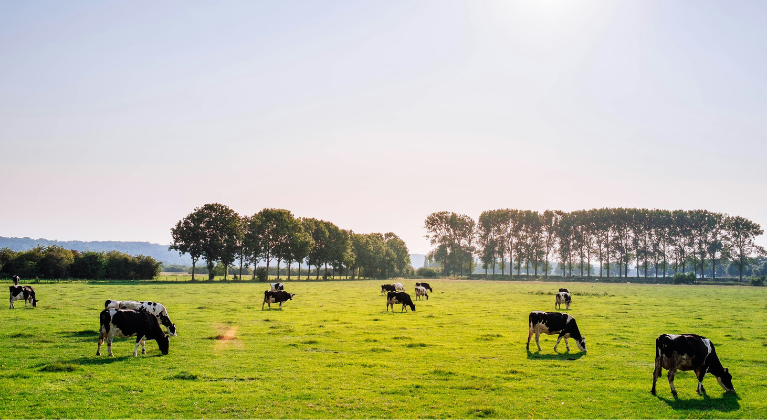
191,259 -> 196,282
239,257 -> 243,281
298,262 -> 301,280
287,261 -> 291,280
324,262 -> 328,279
276,259 -> 281,280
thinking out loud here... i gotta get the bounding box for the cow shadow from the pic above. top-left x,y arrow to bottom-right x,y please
61,330 -> 99,341
526,349 -> 585,361
656,391 -> 740,412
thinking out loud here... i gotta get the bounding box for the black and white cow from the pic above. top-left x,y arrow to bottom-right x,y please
104,300 -> 177,336
414,286 -> 429,300
558,288 -> 569,293
381,284 -> 396,294
270,283 -> 284,291
97,308 -> 169,357
416,282 -> 433,292
12,275 -> 19,286
386,291 -> 415,312
393,282 -> 405,292
652,334 -> 735,396
527,311 -> 586,353
555,292 -> 571,310
262,290 -> 295,309
9,285 -> 37,309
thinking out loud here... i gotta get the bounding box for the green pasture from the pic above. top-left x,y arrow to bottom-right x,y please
1,280 -> 765,418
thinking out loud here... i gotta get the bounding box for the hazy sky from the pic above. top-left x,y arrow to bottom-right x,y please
2,0 -> 766,254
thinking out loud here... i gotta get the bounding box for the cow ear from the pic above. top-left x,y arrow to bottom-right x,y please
725,368 -> 729,372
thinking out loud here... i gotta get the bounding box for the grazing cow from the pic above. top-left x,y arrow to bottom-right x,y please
527,311 -> 586,353
414,286 -> 429,300
104,300 -> 177,336
393,282 -> 405,292
12,275 -> 19,286
262,290 -> 295,309
9,285 -> 37,309
97,308 -> 169,357
559,288 -> 569,293
555,292 -> 571,310
270,283 -> 284,291
386,291 -> 415,312
416,282 -> 433,292
652,334 -> 735,396
381,284 -> 396,294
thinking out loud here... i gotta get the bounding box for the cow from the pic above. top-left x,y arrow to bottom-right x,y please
555,292 -> 571,310
652,334 -> 735,396
558,288 -> 569,293
262,290 -> 295,309
104,300 -> 177,336
414,286 -> 429,300
12,275 -> 19,286
270,283 -> 284,291
527,311 -> 586,353
9,285 -> 37,309
386,291 -> 415,312
393,282 -> 405,291
381,284 -> 396,294
416,282 -> 433,292
97,308 -> 169,357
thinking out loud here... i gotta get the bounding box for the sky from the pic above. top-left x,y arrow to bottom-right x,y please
1,0 -> 766,255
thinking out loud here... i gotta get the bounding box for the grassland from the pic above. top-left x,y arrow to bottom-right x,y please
1,280 -> 765,418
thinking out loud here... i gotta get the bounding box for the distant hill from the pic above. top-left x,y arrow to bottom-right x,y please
1,237 -> 430,270
0,237 -> 191,266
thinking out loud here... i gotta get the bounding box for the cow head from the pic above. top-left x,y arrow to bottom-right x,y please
168,323 -> 177,336
576,337 -> 587,352
716,368 -> 735,392
408,303 -> 416,311
289,293 -> 295,300
156,334 -> 170,355
32,297 -> 38,308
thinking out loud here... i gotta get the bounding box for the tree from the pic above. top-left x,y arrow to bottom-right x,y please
385,232 -> 411,278
254,208 -> 295,281
170,209 -> 206,281
305,218 -> 329,279
726,216 -> 765,281
291,218 -> 315,281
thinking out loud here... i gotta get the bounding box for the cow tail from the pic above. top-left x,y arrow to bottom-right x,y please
99,311 -> 111,334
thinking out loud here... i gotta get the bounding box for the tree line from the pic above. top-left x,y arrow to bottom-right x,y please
0,245 -> 161,280
169,204 -> 411,281
424,208 -> 765,281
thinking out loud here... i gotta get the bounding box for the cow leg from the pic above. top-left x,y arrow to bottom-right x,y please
279,301 -> 283,309
535,333 -> 542,351
566,302 -> 570,310
564,337 -> 570,351
141,338 -> 147,354
133,336 -> 142,357
668,369 -> 678,396
651,357 -> 662,395
9,298 -> 13,309
97,334 -> 104,356
554,336 -> 562,351
695,369 -> 706,395
526,328 -> 533,351
107,334 -> 115,357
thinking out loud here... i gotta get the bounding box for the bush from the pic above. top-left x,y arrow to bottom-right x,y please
416,267 -> 438,278
750,276 -> 766,287
255,267 -> 268,282
673,272 -> 697,284
70,251 -> 106,279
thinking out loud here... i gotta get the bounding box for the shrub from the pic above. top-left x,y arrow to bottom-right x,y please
255,267 -> 268,282
416,267 -> 438,278
750,276 -> 766,287
673,272 -> 696,284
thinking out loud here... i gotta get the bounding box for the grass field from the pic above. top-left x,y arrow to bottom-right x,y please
2,280 -> 765,418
